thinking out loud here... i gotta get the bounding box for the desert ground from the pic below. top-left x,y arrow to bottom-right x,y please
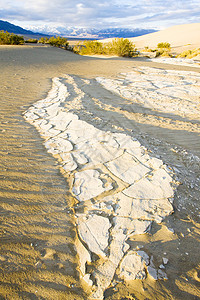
0,41 -> 199,300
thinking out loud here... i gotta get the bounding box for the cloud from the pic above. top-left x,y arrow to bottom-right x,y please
0,0 -> 199,28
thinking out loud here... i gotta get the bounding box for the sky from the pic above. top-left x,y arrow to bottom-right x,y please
0,0 -> 199,30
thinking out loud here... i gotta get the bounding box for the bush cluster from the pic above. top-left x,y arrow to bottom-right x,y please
142,44 -> 200,60
39,36 -> 69,49
155,50 -> 172,57
142,43 -> 172,57
177,48 -> 200,59
157,42 -> 171,49
74,40 -> 104,55
107,38 -> 138,57
155,42 -> 172,57
74,38 -> 138,57
0,30 -> 24,45
25,38 -> 38,43
38,37 -> 49,44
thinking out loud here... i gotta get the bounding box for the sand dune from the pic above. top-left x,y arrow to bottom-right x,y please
131,23 -> 200,48
101,23 -> 200,54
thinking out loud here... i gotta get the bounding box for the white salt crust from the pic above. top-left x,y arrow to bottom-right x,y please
97,67 -> 200,119
148,57 -> 200,68
23,71 -> 181,298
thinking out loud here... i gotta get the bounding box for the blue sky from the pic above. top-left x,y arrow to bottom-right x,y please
0,0 -> 199,29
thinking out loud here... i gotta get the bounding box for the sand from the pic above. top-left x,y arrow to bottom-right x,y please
0,44 -> 200,300
101,23 -> 200,56
132,23 -> 200,53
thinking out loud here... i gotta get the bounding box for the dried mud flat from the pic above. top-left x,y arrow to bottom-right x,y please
0,45 -> 200,300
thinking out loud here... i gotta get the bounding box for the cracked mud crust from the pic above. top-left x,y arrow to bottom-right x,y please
23,70 -> 186,298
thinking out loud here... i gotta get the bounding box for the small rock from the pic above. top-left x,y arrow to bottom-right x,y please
147,266 -> 158,280
77,214 -> 111,257
119,251 -> 146,281
159,264 -> 165,269
137,250 -> 149,265
167,227 -> 174,233
83,274 -> 93,286
163,258 -> 169,265
158,269 -> 168,280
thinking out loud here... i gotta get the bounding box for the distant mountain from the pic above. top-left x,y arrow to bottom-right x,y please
25,25 -> 157,39
0,20 -> 157,40
0,20 -> 39,35
93,28 -> 157,39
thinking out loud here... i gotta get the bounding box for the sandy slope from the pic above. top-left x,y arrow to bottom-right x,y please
101,23 -> 200,54
131,23 -> 200,49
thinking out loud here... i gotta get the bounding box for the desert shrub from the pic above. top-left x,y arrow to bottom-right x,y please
155,49 -> 173,57
105,38 -> 138,57
74,40 -> 104,55
38,36 -> 69,49
72,44 -> 81,54
74,38 -> 138,57
67,45 -> 74,52
48,36 -> 69,49
155,50 -> 163,57
178,50 -> 192,58
155,42 -> 172,57
143,46 -> 156,52
38,37 -> 49,44
25,38 -> 38,43
0,30 -> 24,45
0,30 -> 10,44
157,42 -> 171,49
177,48 -> 200,59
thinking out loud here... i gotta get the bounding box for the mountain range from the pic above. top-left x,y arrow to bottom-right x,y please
24,25 -> 157,39
0,20 -> 40,36
0,20 -> 156,39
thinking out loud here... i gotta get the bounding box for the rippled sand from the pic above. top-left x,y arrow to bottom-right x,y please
0,45 -> 200,300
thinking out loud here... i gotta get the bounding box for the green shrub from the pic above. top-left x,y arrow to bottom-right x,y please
74,38 -> 138,57
74,40 -> 104,55
48,36 -> 69,49
38,37 -> 49,44
0,30 -> 24,45
177,48 -> 200,59
155,50 -> 163,57
38,36 -> 69,49
25,38 -> 38,43
178,50 -> 192,58
155,49 -> 172,57
106,38 -> 138,57
155,42 -> 172,57
157,42 -> 171,49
